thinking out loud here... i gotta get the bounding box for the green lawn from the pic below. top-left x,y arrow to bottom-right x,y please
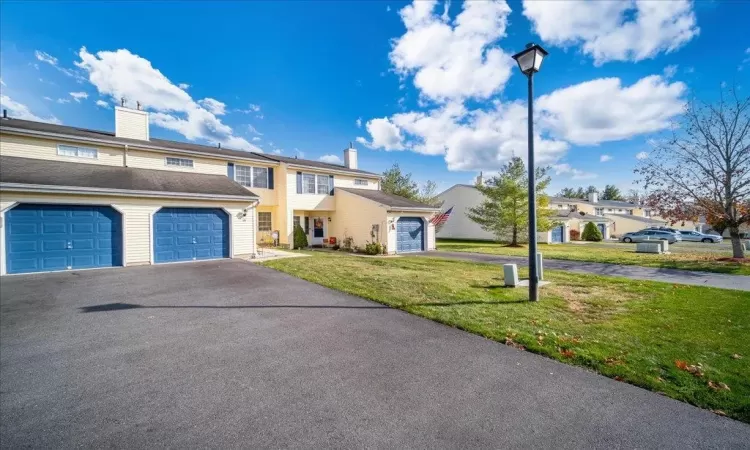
263,252 -> 750,423
437,239 -> 750,275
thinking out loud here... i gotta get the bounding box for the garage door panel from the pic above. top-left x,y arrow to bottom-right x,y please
396,217 -> 424,253
5,204 -> 123,274
153,208 -> 229,263
42,223 -> 67,234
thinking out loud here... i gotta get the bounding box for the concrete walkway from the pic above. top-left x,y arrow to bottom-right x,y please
416,251 -> 750,291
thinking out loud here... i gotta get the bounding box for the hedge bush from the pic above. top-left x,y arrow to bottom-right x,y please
293,224 -> 308,249
581,221 -> 603,242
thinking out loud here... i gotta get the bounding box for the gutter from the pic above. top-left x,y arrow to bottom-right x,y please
0,183 -> 258,202
387,207 -> 441,213
285,163 -> 381,179
0,127 -> 278,166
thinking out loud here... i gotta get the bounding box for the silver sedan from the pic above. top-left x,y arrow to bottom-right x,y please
678,230 -> 723,243
620,230 -> 682,244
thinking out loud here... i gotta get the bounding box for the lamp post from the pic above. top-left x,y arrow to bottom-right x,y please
512,43 -> 548,302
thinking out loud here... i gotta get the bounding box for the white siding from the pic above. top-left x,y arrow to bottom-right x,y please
127,150 -> 227,175
0,192 -> 256,275
333,175 -> 379,190
436,185 -> 494,240
115,107 -> 149,141
0,134 -> 125,166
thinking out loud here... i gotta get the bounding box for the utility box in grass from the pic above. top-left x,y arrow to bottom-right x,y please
636,242 -> 662,254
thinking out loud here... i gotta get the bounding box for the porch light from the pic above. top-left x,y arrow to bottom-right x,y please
511,43 -> 548,75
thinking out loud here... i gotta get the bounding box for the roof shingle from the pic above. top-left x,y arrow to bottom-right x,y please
336,187 -> 439,210
0,156 -> 256,199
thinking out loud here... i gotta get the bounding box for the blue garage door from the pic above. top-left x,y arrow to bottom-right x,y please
153,208 -> 229,263
597,223 -> 606,237
5,204 -> 122,274
551,225 -> 564,243
396,217 -> 424,253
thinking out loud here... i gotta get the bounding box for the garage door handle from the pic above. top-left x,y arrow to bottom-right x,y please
67,241 -> 72,249
192,238 -> 197,244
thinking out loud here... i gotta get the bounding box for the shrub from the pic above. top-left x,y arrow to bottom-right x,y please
581,222 -> 603,242
569,229 -> 580,241
364,241 -> 382,255
293,224 -> 308,249
332,244 -> 340,251
342,235 -> 354,251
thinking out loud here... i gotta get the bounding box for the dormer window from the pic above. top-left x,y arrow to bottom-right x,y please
165,157 -> 194,168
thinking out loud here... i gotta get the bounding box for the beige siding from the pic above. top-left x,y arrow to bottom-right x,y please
127,150 -> 227,175
115,107 -> 150,141
0,133 -> 125,166
0,191 -> 256,274
332,190 -> 388,249
286,169 -> 335,211
333,174 -> 380,190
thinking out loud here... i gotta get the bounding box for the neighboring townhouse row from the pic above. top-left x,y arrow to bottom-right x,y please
435,182 -> 686,243
0,106 -> 438,275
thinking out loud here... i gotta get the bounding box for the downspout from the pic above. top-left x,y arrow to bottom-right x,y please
124,144 -> 129,167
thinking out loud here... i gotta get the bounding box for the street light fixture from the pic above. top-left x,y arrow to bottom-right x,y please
512,43 -> 548,302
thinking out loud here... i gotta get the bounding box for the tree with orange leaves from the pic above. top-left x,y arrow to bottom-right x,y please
636,86 -> 749,258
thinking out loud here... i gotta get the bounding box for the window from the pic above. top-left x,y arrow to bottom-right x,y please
235,165 -> 253,187
644,210 -> 652,217
303,174 -> 316,194
235,165 -> 269,188
57,144 -> 97,159
253,167 -> 269,189
317,175 -> 329,194
293,216 -> 301,230
594,208 -> 604,216
165,157 -> 194,168
258,212 -> 272,231
354,179 -> 368,186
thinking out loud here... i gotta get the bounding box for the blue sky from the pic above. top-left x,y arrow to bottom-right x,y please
1,0 -> 748,195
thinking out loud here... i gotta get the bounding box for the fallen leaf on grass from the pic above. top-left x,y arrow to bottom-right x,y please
675,360 -> 704,377
708,381 -> 730,391
605,357 -> 624,366
558,348 -> 575,358
504,338 -> 525,351
614,376 -> 624,382
731,354 -> 742,360
711,410 -> 727,417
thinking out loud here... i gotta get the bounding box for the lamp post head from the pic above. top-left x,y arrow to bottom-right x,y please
512,43 -> 549,75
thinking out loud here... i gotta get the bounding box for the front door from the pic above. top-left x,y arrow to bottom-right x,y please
310,217 -> 325,246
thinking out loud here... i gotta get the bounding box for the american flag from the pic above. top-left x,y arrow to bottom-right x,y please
430,207 -> 453,226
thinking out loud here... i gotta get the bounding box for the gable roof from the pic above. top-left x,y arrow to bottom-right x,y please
0,155 -> 256,201
336,187 -> 439,211
549,196 -> 645,209
0,117 -> 379,177
605,214 -> 666,224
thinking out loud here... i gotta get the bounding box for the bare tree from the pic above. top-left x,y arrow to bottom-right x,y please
636,87 -> 750,258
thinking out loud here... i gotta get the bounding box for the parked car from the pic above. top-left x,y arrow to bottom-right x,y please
644,226 -> 681,234
620,230 -> 682,244
677,230 -> 723,243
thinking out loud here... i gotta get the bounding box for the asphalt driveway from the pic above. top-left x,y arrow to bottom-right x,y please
1,260 -> 748,448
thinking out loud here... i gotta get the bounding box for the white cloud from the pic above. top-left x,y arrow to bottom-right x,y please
0,78 -> 5,86
356,117 -> 362,128
35,50 -> 58,66
357,117 -> 405,150
69,91 -> 88,102
236,103 -> 261,114
43,96 -> 52,101
251,136 -> 262,142
600,154 -> 612,162
273,148 -> 283,155
552,163 -> 598,180
740,48 -> 750,71
537,75 -> 686,145
75,47 -> 259,152
178,83 -> 190,90
663,64 -> 678,78
95,100 -> 110,109
35,50 -> 86,82
522,0 -> 699,65
636,151 -> 649,160
387,5 -> 391,12
319,154 -> 343,164
57,98 -> 70,104
246,124 -> 262,135
197,98 -> 226,115
389,0 -> 514,102
0,94 -> 61,124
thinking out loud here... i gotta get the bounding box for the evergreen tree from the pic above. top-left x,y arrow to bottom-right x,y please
601,184 -> 624,201
381,164 -> 419,199
467,157 -> 556,246
581,222 -> 603,241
